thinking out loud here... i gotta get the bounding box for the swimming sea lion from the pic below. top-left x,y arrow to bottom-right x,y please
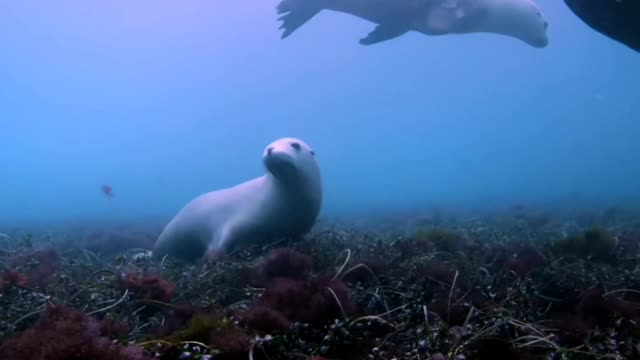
564,0 -> 640,53
277,0 -> 549,48
152,138 -> 322,262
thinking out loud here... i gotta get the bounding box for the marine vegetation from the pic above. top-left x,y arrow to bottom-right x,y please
1,206 -> 640,359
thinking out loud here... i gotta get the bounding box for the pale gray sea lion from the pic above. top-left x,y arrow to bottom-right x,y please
277,0 -> 549,47
152,137 -> 323,262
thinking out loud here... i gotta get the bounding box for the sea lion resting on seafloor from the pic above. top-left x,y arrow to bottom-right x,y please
276,0 -> 549,48
152,137 -> 323,262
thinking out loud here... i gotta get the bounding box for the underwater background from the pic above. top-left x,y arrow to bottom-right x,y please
1,0 -> 639,226
4,2 -> 640,359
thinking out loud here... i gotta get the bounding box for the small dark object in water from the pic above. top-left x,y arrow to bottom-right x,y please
564,0 -> 640,52
101,184 -> 114,198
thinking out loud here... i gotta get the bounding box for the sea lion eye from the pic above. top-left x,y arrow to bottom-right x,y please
290,142 -> 301,151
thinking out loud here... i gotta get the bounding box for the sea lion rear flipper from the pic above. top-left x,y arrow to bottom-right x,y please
277,0 -> 323,39
359,24 -> 409,45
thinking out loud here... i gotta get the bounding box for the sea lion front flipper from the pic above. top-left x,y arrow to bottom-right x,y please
359,24 -> 409,45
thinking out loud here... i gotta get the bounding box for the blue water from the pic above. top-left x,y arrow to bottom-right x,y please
1,0 -> 639,226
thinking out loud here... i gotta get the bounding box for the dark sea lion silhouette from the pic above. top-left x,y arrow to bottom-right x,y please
277,0 -> 549,48
564,0 -> 640,52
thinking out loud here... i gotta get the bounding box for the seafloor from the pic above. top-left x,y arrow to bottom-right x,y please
1,206 -> 639,360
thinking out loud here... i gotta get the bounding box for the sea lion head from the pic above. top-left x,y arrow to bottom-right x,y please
501,0 -> 549,48
414,0 -> 549,48
263,137 -> 321,186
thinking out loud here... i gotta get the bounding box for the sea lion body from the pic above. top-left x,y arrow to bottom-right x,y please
277,0 -> 549,47
564,0 -> 640,53
153,138 -> 322,261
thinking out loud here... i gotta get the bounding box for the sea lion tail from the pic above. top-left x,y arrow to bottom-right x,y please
276,0 -> 323,39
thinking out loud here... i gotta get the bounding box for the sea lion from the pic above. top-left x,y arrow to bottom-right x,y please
152,138 -> 322,262
564,0 -> 640,53
277,0 -> 549,48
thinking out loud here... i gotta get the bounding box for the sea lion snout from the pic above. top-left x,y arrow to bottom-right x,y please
264,149 -> 297,178
531,35 -> 548,48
